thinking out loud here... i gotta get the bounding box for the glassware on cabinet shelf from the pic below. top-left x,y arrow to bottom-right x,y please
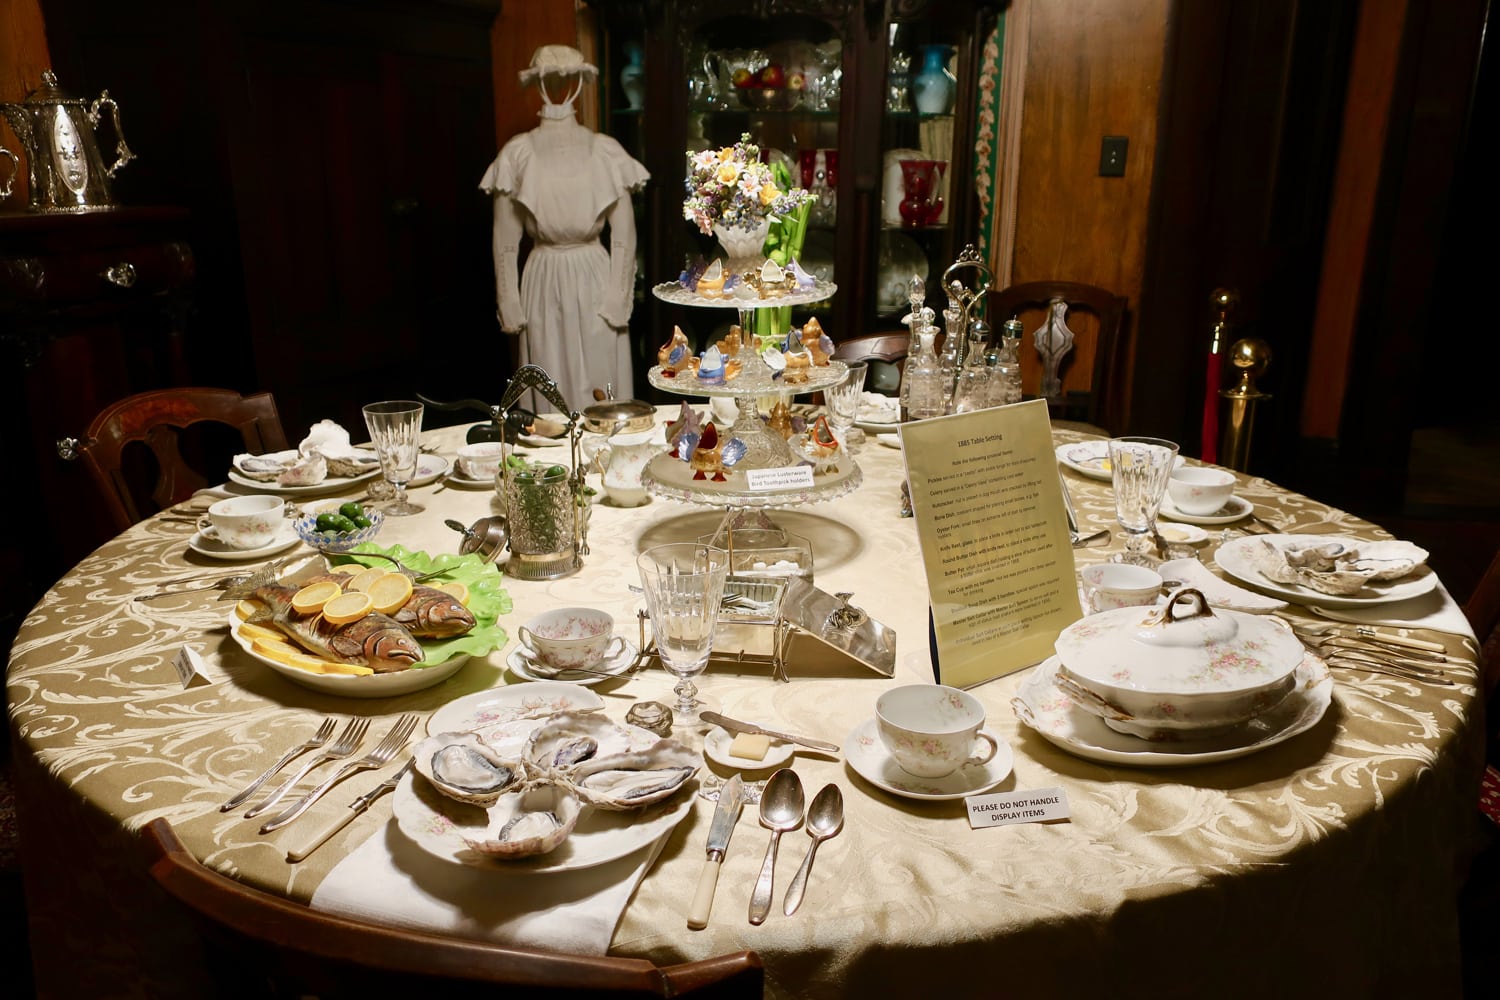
620,42 -> 645,109
809,40 -> 842,111
887,50 -> 912,112
898,159 -> 945,228
912,43 -> 957,114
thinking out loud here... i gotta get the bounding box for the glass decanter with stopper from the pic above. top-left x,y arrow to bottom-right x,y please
898,276 -> 927,420
905,324 -> 945,420
951,318 -> 992,413
938,299 -> 963,413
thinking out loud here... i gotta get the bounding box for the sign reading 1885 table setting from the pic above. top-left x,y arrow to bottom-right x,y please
900,399 -> 1082,688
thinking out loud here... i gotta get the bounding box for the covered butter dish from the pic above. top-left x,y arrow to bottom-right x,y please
1052,589 -> 1306,740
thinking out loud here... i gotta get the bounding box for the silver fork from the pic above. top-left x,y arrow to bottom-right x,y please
220,718 -> 337,812
244,718 -> 369,819
258,715 -> 419,833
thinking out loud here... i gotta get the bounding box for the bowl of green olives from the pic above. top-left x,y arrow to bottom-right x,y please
294,499 -> 385,553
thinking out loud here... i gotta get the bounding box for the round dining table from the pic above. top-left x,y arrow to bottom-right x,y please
6,408 -> 1485,999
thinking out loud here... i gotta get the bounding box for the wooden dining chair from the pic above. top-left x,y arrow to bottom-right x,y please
140,819 -> 764,999
986,281 -> 1128,435
58,387 -> 290,533
831,331 -> 910,396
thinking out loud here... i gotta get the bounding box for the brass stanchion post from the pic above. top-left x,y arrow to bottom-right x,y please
1218,338 -> 1271,471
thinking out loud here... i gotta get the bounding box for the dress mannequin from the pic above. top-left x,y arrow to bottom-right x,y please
480,45 -> 649,411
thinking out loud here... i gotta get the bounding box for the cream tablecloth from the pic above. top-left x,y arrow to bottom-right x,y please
7,410 -> 1485,999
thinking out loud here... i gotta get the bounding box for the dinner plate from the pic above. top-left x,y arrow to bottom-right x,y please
228,450 -> 382,496
855,417 -> 901,434
188,522 -> 302,561
408,454 -> 450,487
394,709 -> 694,873
703,726 -> 795,771
843,718 -> 1013,800
426,683 -> 607,740
1158,494 -> 1252,525
1012,654 -> 1332,767
226,612 -> 470,697
505,640 -> 639,687
1056,440 -> 1186,482
1214,534 -> 1440,608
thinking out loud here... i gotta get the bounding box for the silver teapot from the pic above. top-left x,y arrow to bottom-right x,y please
0,70 -> 134,211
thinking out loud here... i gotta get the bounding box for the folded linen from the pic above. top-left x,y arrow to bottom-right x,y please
310,821 -> 667,955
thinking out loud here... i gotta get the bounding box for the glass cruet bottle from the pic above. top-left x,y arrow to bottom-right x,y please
992,318 -> 1024,406
905,325 -> 945,420
951,319 -> 992,413
938,301 -> 963,412
898,276 -> 927,419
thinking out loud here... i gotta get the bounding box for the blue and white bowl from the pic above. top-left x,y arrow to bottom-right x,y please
293,507 -> 385,553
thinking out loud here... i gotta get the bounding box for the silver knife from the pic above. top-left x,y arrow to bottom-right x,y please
285,758 -> 413,863
687,773 -> 744,930
698,711 -> 840,754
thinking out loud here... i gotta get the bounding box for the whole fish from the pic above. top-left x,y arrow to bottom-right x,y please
302,571 -> 476,639
223,572 -> 423,673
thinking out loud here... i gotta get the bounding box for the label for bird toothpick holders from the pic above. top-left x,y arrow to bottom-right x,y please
746,465 -> 815,491
174,646 -> 212,688
967,787 -> 1071,828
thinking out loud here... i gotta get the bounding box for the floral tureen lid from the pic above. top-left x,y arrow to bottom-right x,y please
1054,589 -> 1304,696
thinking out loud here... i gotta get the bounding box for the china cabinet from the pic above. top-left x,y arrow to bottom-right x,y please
583,0 -> 1002,398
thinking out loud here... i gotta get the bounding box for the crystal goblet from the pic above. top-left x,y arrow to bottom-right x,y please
824,360 -> 868,451
362,400 -> 425,516
636,542 -> 730,727
1107,436 -> 1179,566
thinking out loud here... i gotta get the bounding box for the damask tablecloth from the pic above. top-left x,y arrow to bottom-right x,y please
6,411 -> 1485,999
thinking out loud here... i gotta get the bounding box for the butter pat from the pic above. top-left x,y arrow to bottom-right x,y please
728,732 -> 772,761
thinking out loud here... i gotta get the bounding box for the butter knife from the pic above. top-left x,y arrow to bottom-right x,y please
286,758 -> 413,863
688,773 -> 744,930
698,712 -> 840,754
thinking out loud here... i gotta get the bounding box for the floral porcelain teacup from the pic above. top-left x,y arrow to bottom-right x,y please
517,607 -> 626,672
875,684 -> 999,778
198,494 -> 283,549
1081,563 -> 1162,613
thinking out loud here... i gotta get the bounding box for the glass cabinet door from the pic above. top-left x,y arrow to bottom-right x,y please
585,0 -> 1001,394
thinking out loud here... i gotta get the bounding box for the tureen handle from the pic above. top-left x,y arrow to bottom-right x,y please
1161,588 -> 1215,623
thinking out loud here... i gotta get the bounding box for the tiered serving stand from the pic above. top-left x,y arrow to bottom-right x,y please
644,277 -> 861,510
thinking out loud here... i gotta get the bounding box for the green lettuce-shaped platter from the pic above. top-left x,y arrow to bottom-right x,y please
332,544 -> 513,667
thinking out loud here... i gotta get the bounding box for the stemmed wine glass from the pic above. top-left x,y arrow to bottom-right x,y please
362,400 -> 425,516
1107,436 -> 1179,565
823,360 -> 868,452
636,542 -> 730,728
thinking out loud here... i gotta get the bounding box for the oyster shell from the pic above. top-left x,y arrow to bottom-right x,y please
413,731 -> 523,806
233,453 -> 287,481
464,784 -> 580,859
277,451 -> 328,487
525,711 -> 622,774
568,739 -> 699,810
1344,539 -> 1429,581
298,419 -> 379,477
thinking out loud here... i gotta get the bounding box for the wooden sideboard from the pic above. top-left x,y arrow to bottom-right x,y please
1,206 -> 195,622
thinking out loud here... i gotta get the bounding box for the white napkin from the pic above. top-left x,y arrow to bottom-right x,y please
1160,558 -> 1288,613
1306,581 -> 1474,641
310,821 -> 667,955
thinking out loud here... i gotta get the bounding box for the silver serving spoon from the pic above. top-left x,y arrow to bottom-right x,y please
748,768 -> 804,925
782,783 -> 843,916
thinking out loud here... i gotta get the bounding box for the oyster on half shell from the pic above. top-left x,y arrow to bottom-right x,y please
525,711 -> 622,775
463,783 -> 580,859
567,739 -> 699,810
413,731 -> 524,807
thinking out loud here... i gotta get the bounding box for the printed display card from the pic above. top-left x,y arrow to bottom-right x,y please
967,786 -> 1072,828
899,400 -> 1082,688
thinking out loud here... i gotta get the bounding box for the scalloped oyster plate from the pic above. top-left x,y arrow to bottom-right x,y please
1216,534 -> 1438,608
1011,654 -> 1332,767
228,449 -> 382,495
394,703 -> 693,873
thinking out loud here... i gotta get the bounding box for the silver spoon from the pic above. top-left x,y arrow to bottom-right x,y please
782,783 -> 843,916
748,767 -> 804,925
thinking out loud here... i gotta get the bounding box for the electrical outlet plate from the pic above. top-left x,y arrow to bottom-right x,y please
1100,136 -> 1128,177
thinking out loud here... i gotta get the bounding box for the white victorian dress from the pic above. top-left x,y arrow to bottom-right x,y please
481,115 -> 649,412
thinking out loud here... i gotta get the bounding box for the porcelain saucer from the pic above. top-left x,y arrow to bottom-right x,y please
445,469 -> 497,490
505,639 -> 639,686
703,726 -> 795,771
408,453 -> 450,487
188,523 -> 301,561
1158,494 -> 1252,525
1155,521 -> 1209,545
844,718 -> 1013,800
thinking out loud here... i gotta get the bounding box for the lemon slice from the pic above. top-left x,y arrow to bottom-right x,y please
322,591 -> 374,625
366,572 -> 413,615
437,581 -> 470,605
347,567 -> 387,594
251,636 -> 306,660
319,660 -> 376,677
238,622 -> 287,644
234,599 -> 265,621
291,580 -> 342,614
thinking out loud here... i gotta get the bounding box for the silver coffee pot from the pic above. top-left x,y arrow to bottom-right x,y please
0,70 -> 134,211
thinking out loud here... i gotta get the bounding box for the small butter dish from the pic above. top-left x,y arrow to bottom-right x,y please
703,726 -> 794,771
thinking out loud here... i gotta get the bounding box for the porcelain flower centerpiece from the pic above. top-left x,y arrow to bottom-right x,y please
684,132 -> 812,270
